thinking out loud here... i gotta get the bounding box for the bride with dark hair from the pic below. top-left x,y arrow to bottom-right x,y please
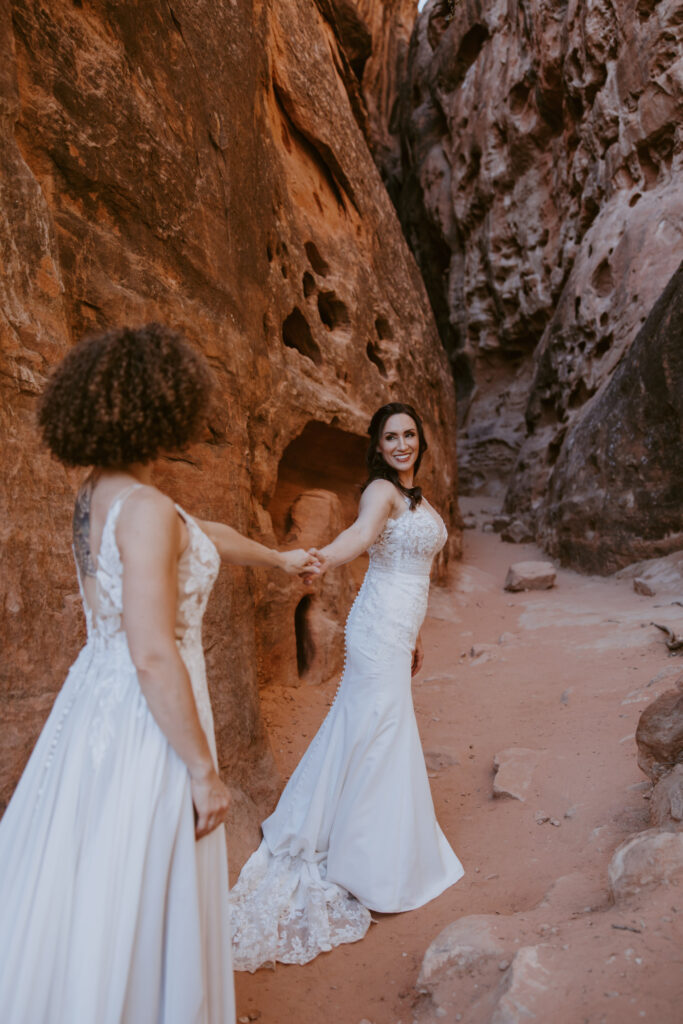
230,401 -> 464,971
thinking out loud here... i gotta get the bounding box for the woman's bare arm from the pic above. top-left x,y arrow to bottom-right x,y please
311,480 -> 399,572
196,518 -> 316,575
119,490 -> 230,839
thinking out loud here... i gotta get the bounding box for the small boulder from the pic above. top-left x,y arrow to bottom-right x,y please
504,561 -> 556,592
493,748 -> 541,801
425,748 -> 459,777
490,946 -> 552,1024
418,916 -> 506,989
501,519 -> 534,544
636,687 -> 683,780
650,764 -> 683,828
608,828 -> 683,900
462,512 -> 477,530
634,576 -> 656,597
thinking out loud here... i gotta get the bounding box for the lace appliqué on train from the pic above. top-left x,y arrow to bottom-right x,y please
230,840 -> 371,972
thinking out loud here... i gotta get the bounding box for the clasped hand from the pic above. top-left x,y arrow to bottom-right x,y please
299,547 -> 329,586
279,548 -> 322,577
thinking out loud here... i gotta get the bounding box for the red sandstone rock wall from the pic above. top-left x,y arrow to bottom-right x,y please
0,0 -> 459,816
393,0 -> 683,564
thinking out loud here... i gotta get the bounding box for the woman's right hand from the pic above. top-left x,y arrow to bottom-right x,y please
280,548 -> 320,576
190,768 -> 232,840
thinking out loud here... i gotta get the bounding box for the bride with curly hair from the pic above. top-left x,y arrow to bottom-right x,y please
0,323 -> 316,1024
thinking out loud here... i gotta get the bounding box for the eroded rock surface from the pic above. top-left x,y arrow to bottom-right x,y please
0,0 -> 459,815
650,765 -> 683,830
392,0 -> 683,566
608,828 -> 683,900
636,685 -> 683,781
414,874 -> 683,1024
530,261 -> 683,572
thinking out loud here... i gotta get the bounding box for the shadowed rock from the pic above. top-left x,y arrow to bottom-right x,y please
650,765 -> 683,831
535,261 -> 683,573
385,0 -> 683,533
636,686 -> 683,781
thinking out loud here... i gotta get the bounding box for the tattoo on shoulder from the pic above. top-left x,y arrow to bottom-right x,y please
73,484 -> 97,578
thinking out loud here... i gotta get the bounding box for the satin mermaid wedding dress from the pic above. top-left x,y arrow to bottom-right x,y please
0,485 -> 235,1023
230,496 -> 464,971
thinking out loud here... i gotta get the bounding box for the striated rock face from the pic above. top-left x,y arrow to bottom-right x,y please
353,0 -> 418,195
533,261 -> 683,571
0,0 -> 459,816
395,0 -> 683,562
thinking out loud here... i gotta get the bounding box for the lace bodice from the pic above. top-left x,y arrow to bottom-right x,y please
368,500 -> 448,576
74,485 -> 221,765
78,486 -> 220,645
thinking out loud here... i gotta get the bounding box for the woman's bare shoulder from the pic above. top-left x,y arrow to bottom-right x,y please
362,478 -> 400,499
359,478 -> 405,515
117,485 -> 184,549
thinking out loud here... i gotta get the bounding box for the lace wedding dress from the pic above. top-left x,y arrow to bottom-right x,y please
0,485 -> 235,1023
230,497 -> 464,971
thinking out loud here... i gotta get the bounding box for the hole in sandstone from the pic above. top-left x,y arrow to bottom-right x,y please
281,264 -> 288,278
636,0 -> 658,20
305,241 -> 330,276
282,308 -> 322,364
629,192 -> 642,207
599,312 -> 609,327
547,428 -> 567,466
266,243 -> 274,262
303,271 -> 316,297
509,81 -> 530,114
318,291 -> 350,331
637,143 -> 659,189
595,333 -> 613,358
592,259 -> 614,297
438,24 -> 490,93
270,421 -> 368,592
566,93 -> 584,122
366,341 -> 388,379
295,595 -> 315,679
374,316 -> 393,340
270,422 -> 368,538
568,379 -> 594,409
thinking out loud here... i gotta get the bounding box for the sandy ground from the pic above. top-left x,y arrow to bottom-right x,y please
233,497 -> 683,1024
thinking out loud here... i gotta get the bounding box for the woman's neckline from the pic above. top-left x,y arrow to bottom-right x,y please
386,496 -> 442,529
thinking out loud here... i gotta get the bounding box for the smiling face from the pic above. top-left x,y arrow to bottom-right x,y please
377,413 -> 419,479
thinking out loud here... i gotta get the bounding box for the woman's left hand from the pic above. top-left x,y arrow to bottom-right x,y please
411,634 -> 424,677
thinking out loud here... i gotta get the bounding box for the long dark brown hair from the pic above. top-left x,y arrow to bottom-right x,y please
362,402 -> 428,509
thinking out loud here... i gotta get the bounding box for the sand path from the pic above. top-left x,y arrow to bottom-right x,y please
233,497 -> 683,1024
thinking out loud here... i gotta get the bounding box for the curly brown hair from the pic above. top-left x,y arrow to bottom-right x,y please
38,323 -> 214,467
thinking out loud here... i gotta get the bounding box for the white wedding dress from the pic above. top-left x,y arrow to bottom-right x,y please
230,497 -> 464,971
0,485 -> 235,1023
